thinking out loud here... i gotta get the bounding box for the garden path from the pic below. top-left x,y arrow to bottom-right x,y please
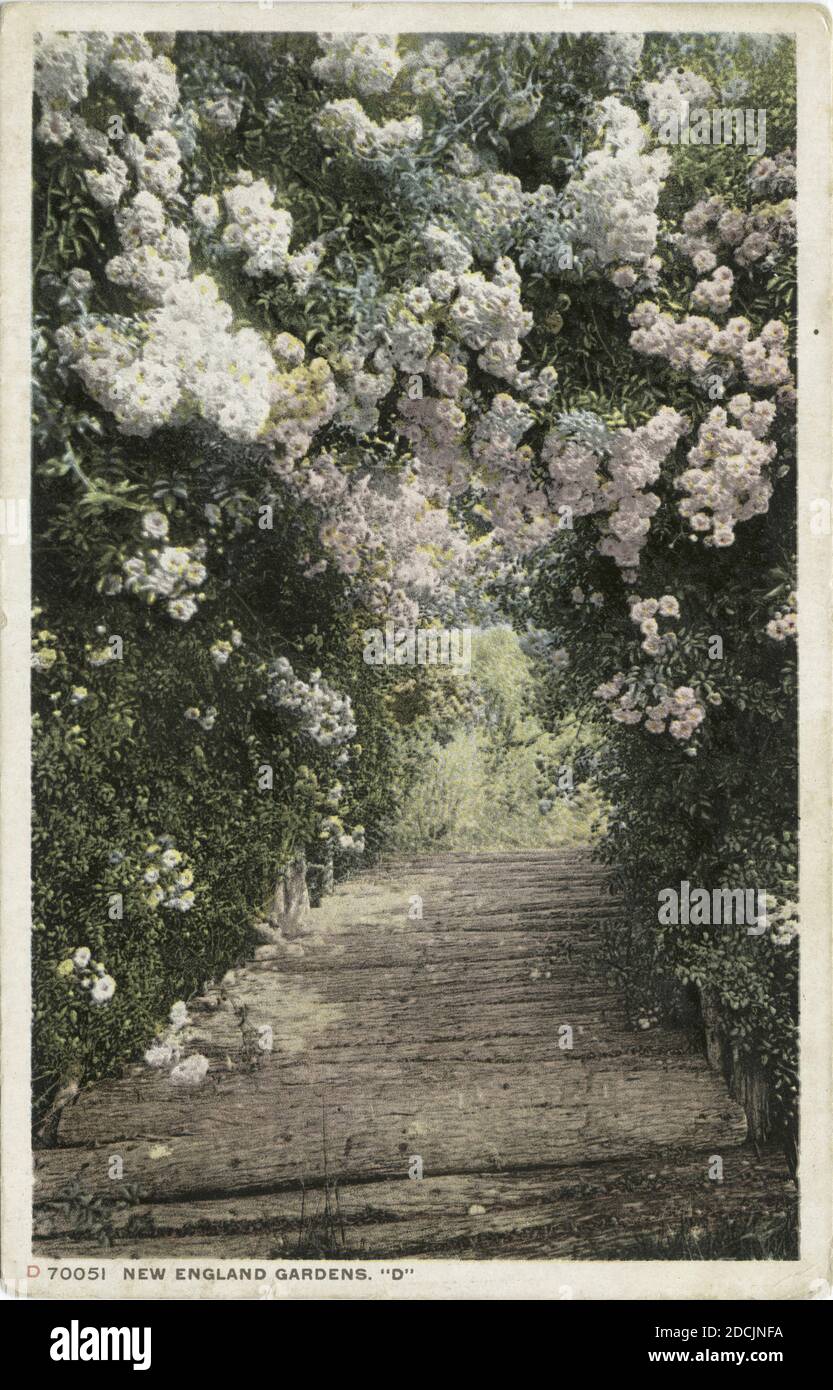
33,849 -> 793,1258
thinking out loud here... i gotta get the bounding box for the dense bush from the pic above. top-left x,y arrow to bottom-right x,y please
515,36 -> 798,1147
32,29 -> 796,1143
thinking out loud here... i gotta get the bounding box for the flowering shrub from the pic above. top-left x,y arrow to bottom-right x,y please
33,29 -> 796,1146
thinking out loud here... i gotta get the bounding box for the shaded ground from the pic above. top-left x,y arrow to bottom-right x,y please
33,850 -> 796,1259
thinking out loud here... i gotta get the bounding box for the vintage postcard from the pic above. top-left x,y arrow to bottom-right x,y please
1,1 -> 831,1303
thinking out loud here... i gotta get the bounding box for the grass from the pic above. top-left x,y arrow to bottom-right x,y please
391,627 -> 605,853
627,1205 -> 799,1261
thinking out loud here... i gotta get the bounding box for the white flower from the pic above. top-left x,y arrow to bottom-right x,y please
210,640 -> 233,667
405,286 -> 432,316
145,1039 -> 178,1068
90,974 -> 117,1005
168,596 -> 198,622
193,193 -> 220,229
67,268 -> 93,295
141,509 -> 169,539
426,269 -> 456,301
169,1000 -> 190,1029
612,265 -> 637,289
273,332 -> 305,365
170,1053 -> 210,1086
37,108 -> 73,145
204,94 -> 243,130
73,947 -> 91,970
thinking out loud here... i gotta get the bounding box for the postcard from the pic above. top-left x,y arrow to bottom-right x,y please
1,2 -> 830,1301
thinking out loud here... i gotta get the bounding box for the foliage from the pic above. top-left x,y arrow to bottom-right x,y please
392,628 -> 603,851
32,29 -> 797,1145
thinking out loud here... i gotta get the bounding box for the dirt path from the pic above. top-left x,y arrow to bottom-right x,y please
33,849 -> 794,1258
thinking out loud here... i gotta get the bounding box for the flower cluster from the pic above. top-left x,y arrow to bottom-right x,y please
56,947 -> 117,1005
676,402 -> 776,546
571,586 -> 606,609
32,627 -> 59,673
313,33 -> 402,95
675,190 -> 796,275
395,393 -> 469,497
333,349 -> 396,436
600,33 -> 645,89
319,814 -> 366,855
642,68 -> 714,130
401,45 -> 480,107
84,156 -> 130,211
749,149 -> 796,198
209,626 -> 243,668
315,98 -> 422,160
766,592 -> 797,641
184,704 -> 218,731
594,673 -> 706,741
203,93 -> 243,131
542,407 -> 689,575
385,306 -> 435,375
118,537 -> 208,622
221,177 -> 293,277
629,594 -> 680,656
562,96 -> 671,272
106,188 -> 190,301
600,410 -> 690,575
629,302 -> 793,393
109,50 -> 180,128
447,259 -> 533,383
57,274 -> 336,451
35,33 -> 179,146
272,452 -> 480,624
430,171 -> 528,260
516,183 -> 577,277
691,265 -> 734,315
34,33 -> 91,114
142,837 -> 197,912
265,355 -> 338,460
267,658 -> 357,747
763,896 -> 799,947
143,999 -> 193,1069
144,1000 -> 219,1088
423,222 -> 473,276
471,393 -> 535,476
122,128 -> 183,202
